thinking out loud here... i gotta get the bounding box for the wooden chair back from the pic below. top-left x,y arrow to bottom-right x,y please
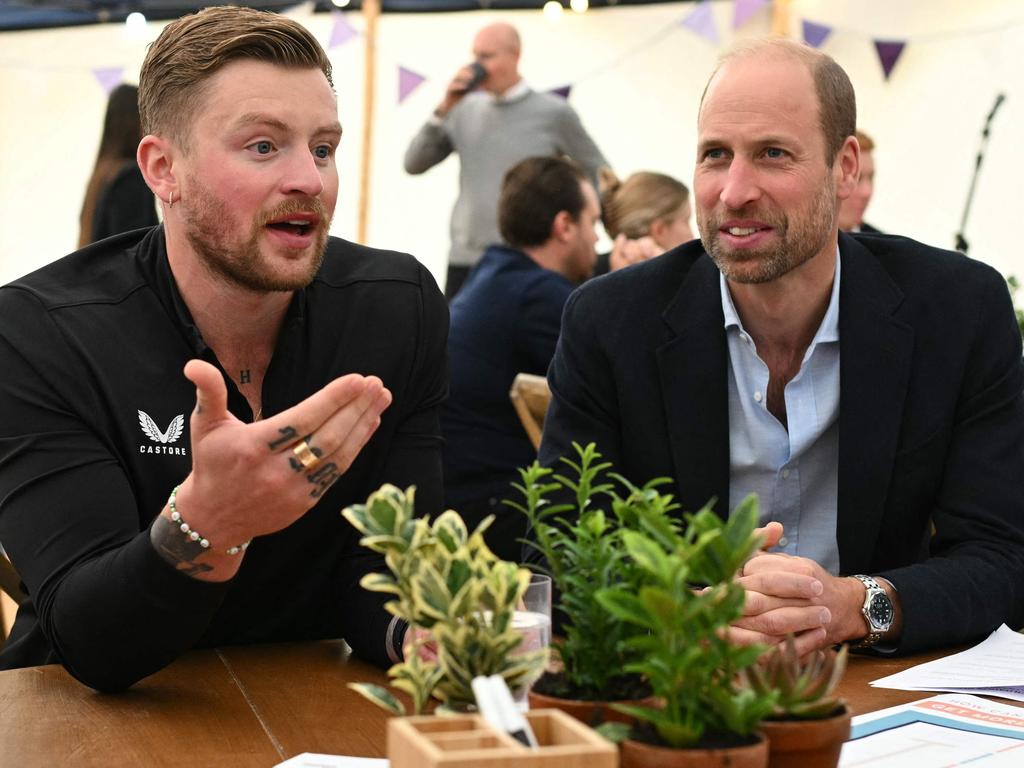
509,373 -> 552,452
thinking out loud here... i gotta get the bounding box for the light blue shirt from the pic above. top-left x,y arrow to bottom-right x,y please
721,252 -> 841,574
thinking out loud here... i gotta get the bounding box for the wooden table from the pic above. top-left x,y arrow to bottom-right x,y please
0,643 -> 1011,767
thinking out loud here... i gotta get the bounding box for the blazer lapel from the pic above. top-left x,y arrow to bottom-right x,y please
836,234 -> 914,573
656,256 -> 731,518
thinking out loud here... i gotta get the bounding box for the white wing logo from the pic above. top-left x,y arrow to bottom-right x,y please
138,411 -> 185,444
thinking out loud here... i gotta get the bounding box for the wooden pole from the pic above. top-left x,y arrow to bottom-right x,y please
771,0 -> 791,37
358,0 -> 381,244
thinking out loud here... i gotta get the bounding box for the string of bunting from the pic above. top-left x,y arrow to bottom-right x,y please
22,2 -> 1016,96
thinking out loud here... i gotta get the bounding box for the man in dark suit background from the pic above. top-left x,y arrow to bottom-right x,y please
538,39 -> 1024,656
443,156 -> 599,561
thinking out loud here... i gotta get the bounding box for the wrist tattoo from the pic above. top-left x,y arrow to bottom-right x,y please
151,514 -> 214,577
240,369 -> 251,384
268,425 -> 298,451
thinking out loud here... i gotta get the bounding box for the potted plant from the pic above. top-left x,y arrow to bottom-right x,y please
1007,275 -> 1024,337
341,484 -> 549,715
595,494 -> 777,768
743,636 -> 851,768
510,443 -> 671,725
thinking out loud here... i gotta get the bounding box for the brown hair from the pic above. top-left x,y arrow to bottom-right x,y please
702,38 -> 856,163
78,84 -> 143,247
599,168 -> 689,240
499,156 -> 587,249
855,129 -> 875,152
138,6 -> 332,149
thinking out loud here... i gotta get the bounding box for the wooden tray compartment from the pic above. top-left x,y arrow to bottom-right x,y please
388,708 -> 618,767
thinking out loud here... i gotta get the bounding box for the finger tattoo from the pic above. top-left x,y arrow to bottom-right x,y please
268,425 -> 298,451
308,461 -> 340,499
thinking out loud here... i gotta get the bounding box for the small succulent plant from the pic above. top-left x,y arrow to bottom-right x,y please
744,635 -> 849,720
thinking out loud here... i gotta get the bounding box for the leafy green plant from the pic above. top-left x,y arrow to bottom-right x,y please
1008,275 -> 1024,337
595,494 -> 778,749
342,484 -> 548,715
744,636 -> 849,720
509,442 -> 677,700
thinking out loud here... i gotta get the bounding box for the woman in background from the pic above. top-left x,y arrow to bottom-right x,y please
78,84 -> 157,247
595,168 -> 693,276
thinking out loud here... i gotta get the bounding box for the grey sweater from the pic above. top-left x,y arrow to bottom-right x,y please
404,86 -> 608,268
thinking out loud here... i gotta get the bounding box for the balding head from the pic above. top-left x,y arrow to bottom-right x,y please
701,38 -> 856,162
472,22 -> 522,95
474,22 -> 521,55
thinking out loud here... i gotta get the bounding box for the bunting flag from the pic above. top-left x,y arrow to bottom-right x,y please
680,1 -> 719,45
329,11 -> 358,49
398,66 -> 427,104
802,20 -> 832,49
92,66 -> 124,95
548,85 -> 572,100
874,40 -> 906,80
733,0 -> 769,30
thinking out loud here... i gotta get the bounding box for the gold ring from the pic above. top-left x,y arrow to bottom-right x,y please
292,439 -> 320,471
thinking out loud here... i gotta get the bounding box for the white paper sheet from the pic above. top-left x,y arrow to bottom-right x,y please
274,754 -> 388,768
839,693 -> 1024,768
870,624 -> 1024,701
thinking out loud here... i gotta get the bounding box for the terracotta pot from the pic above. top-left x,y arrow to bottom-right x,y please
759,706 -> 852,768
621,732 -> 768,768
528,687 -> 657,727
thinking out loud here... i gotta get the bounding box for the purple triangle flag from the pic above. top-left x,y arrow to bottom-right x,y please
733,0 -> 769,30
548,85 -> 572,100
680,1 -> 719,45
874,40 -> 906,80
329,11 -> 358,49
802,20 -> 832,49
93,66 -> 124,95
398,66 -> 427,104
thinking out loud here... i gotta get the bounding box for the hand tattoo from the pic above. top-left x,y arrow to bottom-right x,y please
307,461 -> 340,499
268,426 -> 298,451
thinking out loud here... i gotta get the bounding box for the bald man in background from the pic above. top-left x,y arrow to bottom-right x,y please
405,22 -> 608,299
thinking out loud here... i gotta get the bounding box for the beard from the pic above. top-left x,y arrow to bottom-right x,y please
183,181 -> 330,293
698,174 -> 836,285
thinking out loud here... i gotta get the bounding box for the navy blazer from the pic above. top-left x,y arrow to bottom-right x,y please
540,232 -> 1024,654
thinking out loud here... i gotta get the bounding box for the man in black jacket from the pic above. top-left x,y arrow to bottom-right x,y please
539,39 -> 1024,656
0,7 -> 447,690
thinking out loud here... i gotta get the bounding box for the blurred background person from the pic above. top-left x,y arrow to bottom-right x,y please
442,156 -> 599,560
404,22 -> 607,300
838,129 -> 880,233
595,168 -> 693,276
78,84 -> 157,247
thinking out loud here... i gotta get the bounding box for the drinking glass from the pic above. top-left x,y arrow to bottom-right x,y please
511,573 -> 552,709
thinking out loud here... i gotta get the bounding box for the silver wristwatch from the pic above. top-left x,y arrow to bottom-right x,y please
851,574 -> 894,648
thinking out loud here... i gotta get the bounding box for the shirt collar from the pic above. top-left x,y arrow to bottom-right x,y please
719,247 -> 842,346
490,79 -> 530,103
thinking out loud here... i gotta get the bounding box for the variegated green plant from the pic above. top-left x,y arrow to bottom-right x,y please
595,495 -> 778,749
342,484 -> 549,715
743,635 -> 849,720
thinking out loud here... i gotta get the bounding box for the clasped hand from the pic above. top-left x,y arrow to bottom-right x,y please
728,522 -> 864,655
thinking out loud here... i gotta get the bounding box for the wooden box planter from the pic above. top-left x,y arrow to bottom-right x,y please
388,708 -> 618,768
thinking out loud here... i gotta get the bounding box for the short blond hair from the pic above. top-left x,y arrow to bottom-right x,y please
856,129 -> 875,152
139,6 -> 332,149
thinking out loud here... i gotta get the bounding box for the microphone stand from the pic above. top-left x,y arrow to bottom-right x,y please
955,93 -> 1006,254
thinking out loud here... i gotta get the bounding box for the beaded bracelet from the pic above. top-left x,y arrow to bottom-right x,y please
168,485 -> 251,556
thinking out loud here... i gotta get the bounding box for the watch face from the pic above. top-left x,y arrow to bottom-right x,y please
868,593 -> 894,628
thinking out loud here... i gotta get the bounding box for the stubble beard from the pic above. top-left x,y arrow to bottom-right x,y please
699,176 -> 836,285
184,183 -> 331,293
